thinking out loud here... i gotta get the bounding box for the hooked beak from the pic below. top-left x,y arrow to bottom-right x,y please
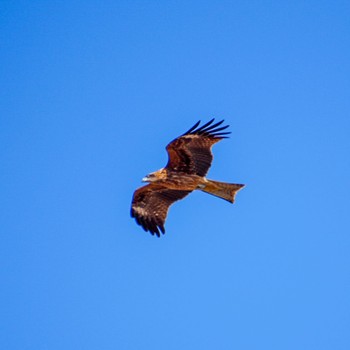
142,176 -> 149,182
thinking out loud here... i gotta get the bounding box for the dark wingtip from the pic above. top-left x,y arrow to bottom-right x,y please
131,210 -> 166,237
183,118 -> 230,138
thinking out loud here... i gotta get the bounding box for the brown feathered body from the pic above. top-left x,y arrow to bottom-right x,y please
131,119 -> 245,236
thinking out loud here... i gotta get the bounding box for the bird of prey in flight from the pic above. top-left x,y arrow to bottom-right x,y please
131,119 -> 245,236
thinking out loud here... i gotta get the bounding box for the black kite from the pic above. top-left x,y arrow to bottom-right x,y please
131,119 -> 245,236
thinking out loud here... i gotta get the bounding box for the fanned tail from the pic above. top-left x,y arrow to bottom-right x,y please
201,179 -> 245,203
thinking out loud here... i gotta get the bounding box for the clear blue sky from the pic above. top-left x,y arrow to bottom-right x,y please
1,1 -> 350,349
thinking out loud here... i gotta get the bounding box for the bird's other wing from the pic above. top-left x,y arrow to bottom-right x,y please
131,184 -> 192,237
165,119 -> 231,177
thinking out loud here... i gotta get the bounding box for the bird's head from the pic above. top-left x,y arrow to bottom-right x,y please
142,168 -> 166,182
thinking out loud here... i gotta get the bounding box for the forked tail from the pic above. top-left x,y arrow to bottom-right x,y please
201,179 -> 245,203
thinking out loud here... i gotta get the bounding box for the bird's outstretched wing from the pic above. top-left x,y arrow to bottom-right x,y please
165,119 -> 230,177
131,184 -> 191,237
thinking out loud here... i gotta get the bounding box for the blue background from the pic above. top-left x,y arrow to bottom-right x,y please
1,1 -> 350,349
